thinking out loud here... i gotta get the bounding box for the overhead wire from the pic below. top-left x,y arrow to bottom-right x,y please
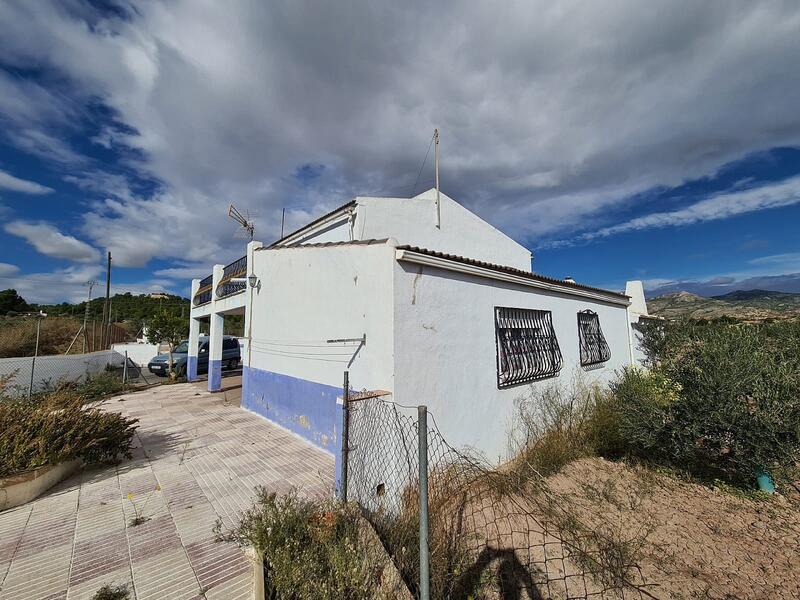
411,132 -> 436,197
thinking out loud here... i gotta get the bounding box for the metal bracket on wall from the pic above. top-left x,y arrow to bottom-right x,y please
326,334 -> 366,345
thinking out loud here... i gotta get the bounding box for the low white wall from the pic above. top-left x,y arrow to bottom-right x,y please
0,350 -> 126,396
111,342 -> 159,366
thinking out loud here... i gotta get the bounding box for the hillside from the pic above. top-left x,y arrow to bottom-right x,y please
648,289 -> 800,320
0,289 -> 190,323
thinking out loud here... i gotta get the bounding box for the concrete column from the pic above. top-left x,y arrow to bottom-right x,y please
208,264 -> 224,392
187,279 -> 200,381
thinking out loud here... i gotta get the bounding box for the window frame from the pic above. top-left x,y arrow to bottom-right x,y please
494,306 -> 563,389
577,309 -> 611,366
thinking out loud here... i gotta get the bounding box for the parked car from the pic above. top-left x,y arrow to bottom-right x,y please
147,335 -> 241,377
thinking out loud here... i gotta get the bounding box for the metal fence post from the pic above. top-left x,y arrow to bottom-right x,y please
340,370 -> 350,502
418,405 -> 430,600
28,316 -> 43,400
123,351 -> 129,383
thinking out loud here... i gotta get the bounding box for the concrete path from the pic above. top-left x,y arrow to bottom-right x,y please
0,383 -> 334,600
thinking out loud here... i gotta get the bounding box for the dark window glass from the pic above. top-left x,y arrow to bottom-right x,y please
494,307 -> 562,388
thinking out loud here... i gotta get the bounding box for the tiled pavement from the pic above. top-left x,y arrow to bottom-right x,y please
0,383 -> 334,600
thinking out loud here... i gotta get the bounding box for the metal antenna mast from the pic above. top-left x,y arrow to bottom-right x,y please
434,128 -> 441,229
228,204 -> 255,240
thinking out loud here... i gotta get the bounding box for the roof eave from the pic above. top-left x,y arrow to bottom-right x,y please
395,247 -> 630,306
268,200 -> 356,248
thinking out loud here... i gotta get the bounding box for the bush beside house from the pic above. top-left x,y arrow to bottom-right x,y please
514,318 -> 800,489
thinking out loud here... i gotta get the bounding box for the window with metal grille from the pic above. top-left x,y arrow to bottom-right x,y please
578,310 -> 611,366
494,307 -> 563,388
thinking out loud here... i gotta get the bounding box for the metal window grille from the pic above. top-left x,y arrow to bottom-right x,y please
193,288 -> 212,306
495,307 -> 562,388
222,255 -> 247,279
578,309 -> 611,366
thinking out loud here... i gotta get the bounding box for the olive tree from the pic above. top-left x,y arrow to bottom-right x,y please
145,313 -> 188,378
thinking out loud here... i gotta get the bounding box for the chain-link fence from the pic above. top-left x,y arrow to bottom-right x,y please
344,393 -> 650,600
0,349 -> 154,397
0,315 -> 149,397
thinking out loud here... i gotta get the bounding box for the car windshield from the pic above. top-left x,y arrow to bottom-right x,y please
173,340 -> 190,353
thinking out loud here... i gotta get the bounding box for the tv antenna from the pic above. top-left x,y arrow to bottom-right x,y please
228,203 -> 256,240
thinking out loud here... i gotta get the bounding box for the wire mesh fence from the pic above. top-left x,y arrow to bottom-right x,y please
345,394 -> 650,600
0,349 -> 154,397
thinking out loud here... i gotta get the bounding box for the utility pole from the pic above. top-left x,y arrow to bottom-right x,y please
82,280 -> 97,353
101,251 -> 111,348
434,128 -> 441,229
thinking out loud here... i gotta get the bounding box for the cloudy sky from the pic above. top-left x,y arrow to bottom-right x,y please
1,0 -> 800,303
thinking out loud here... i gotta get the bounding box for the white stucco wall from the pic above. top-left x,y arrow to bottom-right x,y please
391,261 -> 633,463
355,191 -> 532,270
288,214 -> 353,245
248,241 -> 396,391
111,342 -> 159,366
273,191 -> 532,272
0,350 -> 126,397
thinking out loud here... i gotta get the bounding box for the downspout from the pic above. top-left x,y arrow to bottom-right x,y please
625,305 -> 635,366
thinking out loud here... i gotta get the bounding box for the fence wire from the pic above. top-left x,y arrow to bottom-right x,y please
346,395 -> 650,600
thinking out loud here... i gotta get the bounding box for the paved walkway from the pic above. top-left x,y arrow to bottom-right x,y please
0,383 -> 334,600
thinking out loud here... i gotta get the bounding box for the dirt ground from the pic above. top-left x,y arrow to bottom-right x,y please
544,458 -> 800,599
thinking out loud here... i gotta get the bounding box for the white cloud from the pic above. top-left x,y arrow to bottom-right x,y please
0,262 -> 19,276
2,265 -> 179,304
4,221 -> 101,263
548,176 -> 800,247
153,263 -> 212,280
1,0 -> 800,262
3,265 -> 103,304
748,252 -> 800,267
0,169 -> 53,194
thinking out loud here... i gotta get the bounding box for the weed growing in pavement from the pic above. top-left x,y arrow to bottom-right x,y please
127,484 -> 160,527
91,584 -> 129,600
214,488 -> 373,600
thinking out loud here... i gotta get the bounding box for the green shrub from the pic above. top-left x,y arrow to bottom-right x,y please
509,381 -> 601,477
214,488 -> 372,600
77,371 -> 130,401
0,391 -> 138,478
608,319 -> 800,486
92,584 -> 129,600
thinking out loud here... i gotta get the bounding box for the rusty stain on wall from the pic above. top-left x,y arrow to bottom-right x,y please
411,265 -> 423,305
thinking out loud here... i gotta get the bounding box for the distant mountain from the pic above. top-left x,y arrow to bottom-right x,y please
648,289 -> 800,321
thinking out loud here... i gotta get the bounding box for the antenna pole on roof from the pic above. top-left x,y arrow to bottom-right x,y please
434,128 -> 441,229
228,203 -> 255,240
281,208 -> 286,238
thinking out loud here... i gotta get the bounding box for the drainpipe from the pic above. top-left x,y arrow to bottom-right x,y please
625,305 -> 635,366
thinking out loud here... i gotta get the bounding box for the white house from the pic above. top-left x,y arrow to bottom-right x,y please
188,189 -> 646,489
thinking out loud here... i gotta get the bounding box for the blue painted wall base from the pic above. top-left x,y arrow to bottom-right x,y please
187,355 -> 198,382
242,365 -> 342,490
208,359 -> 222,391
